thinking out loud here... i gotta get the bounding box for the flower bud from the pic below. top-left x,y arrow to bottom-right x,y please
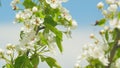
32,6 -> 38,12
95,40 -> 99,44
6,50 -> 13,56
70,20 -> 77,29
6,43 -> 15,50
97,2 -> 104,9
90,33 -> 95,38
99,30 -> 105,35
102,10 -> 108,16
74,63 -> 80,68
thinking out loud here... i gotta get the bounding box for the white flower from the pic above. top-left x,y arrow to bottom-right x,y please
60,7 -> 72,21
46,0 -> 60,8
6,50 -> 13,56
15,11 -> 23,19
30,16 -> 44,26
70,20 -> 77,29
99,56 -> 109,66
109,18 -> 120,29
21,25 -> 34,33
80,43 -> 109,66
115,58 -> 120,68
117,1 -> 120,7
10,0 -> 19,9
6,43 -> 15,50
102,10 -> 108,16
90,33 -> 95,38
32,6 -> 38,12
108,4 -> 118,12
23,9 -> 33,19
15,9 -> 33,20
106,0 -> 115,4
97,2 -> 104,9
74,63 -> 80,68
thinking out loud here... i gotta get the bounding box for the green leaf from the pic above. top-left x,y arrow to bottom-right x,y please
14,55 -> 33,68
97,18 -> 106,26
114,48 -> 120,61
44,16 -> 57,27
105,31 -> 109,41
38,32 -> 48,45
45,23 -> 62,40
2,64 -> 14,68
118,12 -> 120,19
55,36 -> 63,53
23,0 -> 36,8
30,54 -> 39,68
45,57 -> 61,68
85,65 -> 93,68
40,55 -> 46,62
44,23 -> 63,52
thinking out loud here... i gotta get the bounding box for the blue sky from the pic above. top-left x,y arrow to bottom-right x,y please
0,0 -> 104,68
0,0 -> 104,26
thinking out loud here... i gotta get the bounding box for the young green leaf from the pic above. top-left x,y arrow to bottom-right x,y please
55,36 -> 63,53
23,0 -> 36,8
30,54 -> 39,68
96,18 -> 106,26
45,57 -> 61,68
14,55 -> 33,68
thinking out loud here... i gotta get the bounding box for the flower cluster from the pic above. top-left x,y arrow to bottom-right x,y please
0,0 -> 77,68
97,0 -> 120,29
75,0 -> 120,68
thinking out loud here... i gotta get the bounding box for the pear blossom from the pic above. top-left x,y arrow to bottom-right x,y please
90,33 -> 95,38
10,0 -> 19,9
79,43 -> 109,66
99,56 -> 109,66
99,29 -> 105,35
23,9 -> 33,19
32,6 -> 38,12
60,7 -> 72,21
107,4 -> 118,12
97,2 -> 104,9
74,63 -> 80,68
21,25 -> 34,33
109,18 -> 120,29
15,9 -> 33,20
46,0 -> 60,9
6,43 -> 15,50
102,10 -> 108,16
6,50 -> 13,56
30,16 -> 44,26
70,20 -> 77,29
115,58 -> 120,68
106,0 -> 115,4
